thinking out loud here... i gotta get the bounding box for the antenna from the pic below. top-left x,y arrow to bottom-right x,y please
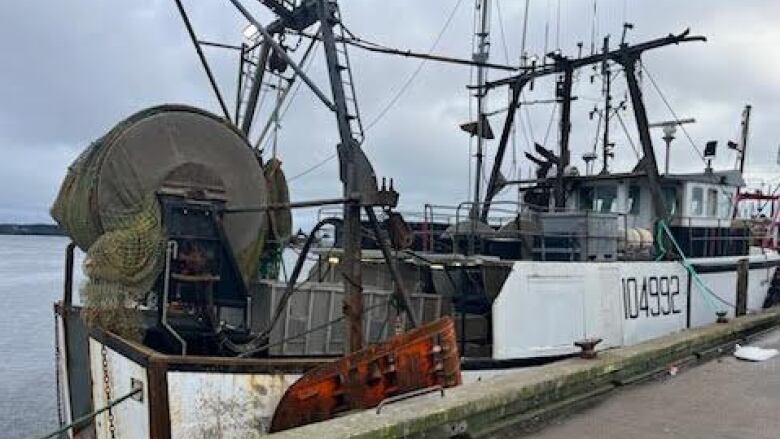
599,35 -> 612,175
470,0 -> 492,224
621,22 -> 634,45
520,0 -> 530,66
704,140 -> 717,172
736,104 -> 752,173
648,118 -> 696,174
582,152 -> 598,175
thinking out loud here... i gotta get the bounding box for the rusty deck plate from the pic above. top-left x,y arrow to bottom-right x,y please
269,317 -> 461,432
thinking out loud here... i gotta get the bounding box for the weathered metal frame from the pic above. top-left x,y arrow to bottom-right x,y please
479,29 -> 706,221
173,0 -> 232,121
54,302 -> 329,439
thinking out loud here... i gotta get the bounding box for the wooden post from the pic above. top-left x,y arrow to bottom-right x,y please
736,258 -> 749,316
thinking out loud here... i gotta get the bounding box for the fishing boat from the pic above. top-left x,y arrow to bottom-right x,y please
49,1 -> 780,438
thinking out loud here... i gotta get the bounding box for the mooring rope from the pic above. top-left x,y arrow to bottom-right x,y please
32,387 -> 142,439
655,220 -> 736,311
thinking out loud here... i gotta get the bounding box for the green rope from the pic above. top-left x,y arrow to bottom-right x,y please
33,387 -> 141,439
655,220 -> 734,312
654,220 -> 667,261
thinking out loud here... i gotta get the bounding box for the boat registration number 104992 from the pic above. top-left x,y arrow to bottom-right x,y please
622,275 -> 682,319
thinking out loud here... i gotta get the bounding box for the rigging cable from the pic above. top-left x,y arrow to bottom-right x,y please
640,61 -> 739,214
590,0 -> 598,55
655,220 -> 736,310
289,0 -> 466,182
640,61 -> 705,161
541,103 -> 558,146
494,0 -> 516,179
520,0 -> 530,63
615,111 -> 641,160
364,0 -> 466,131
555,0 -> 561,50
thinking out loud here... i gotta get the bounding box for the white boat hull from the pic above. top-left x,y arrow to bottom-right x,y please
493,252 -> 780,359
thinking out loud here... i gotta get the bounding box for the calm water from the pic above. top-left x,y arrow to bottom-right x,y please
0,235 -> 300,438
0,235 -> 85,439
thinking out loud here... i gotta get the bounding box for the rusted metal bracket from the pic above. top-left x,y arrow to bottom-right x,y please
130,378 -> 144,402
268,317 -> 461,432
365,206 -> 418,327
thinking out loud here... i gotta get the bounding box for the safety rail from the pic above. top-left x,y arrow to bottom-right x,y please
312,201 -> 778,260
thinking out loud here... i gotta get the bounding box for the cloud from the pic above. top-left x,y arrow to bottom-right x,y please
0,0 -> 778,225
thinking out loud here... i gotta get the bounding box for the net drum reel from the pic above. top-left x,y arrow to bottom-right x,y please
52,105 -> 275,355
153,163 -> 255,355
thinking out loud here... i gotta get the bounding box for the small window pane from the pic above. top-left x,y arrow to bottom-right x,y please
719,191 -> 733,218
580,185 -> 618,213
663,187 -> 678,216
579,187 -> 594,211
595,186 -> 618,213
707,189 -> 718,217
691,187 -> 704,216
628,185 -> 641,215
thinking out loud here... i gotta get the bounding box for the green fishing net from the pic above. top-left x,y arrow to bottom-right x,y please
51,105 -> 270,339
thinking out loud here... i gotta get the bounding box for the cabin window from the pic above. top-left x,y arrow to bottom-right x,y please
579,185 -> 617,213
719,191 -> 734,218
663,187 -> 678,216
691,186 -> 704,216
628,185 -> 641,215
707,189 -> 718,217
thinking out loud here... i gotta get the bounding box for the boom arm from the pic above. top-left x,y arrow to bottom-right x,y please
479,29 -> 705,220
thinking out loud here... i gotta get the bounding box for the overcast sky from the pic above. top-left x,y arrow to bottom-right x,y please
1,0 -> 779,225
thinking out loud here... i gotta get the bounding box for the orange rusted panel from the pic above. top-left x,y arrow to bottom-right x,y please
269,317 -> 461,432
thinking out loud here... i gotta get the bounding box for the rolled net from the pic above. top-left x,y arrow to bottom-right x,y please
51,105 -> 269,339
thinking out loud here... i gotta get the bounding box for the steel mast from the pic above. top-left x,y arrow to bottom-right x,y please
736,104 -> 752,173
471,0 -> 492,222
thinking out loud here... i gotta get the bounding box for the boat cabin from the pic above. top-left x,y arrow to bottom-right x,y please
566,170 -> 743,229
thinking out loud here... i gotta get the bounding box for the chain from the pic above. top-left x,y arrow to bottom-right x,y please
53,312 -> 64,428
100,345 -> 117,439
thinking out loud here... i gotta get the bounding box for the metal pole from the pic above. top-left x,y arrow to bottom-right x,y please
600,36 -> 611,175
235,43 -> 246,122
227,0 -> 336,111
738,104 -> 752,173
520,0 -> 531,65
623,56 -> 668,219
556,65 -> 573,208
481,80 -> 524,222
315,0 -> 364,352
240,41 -> 272,134
472,0 -> 491,223
255,32 -> 320,149
173,0 -> 232,121
364,206 -> 418,327
63,242 -> 75,305
223,196 -> 356,213
663,134 -> 674,175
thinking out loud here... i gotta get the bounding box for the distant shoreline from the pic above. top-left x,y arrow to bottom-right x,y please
0,223 -> 64,236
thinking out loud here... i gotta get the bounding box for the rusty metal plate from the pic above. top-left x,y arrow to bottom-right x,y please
269,317 -> 461,432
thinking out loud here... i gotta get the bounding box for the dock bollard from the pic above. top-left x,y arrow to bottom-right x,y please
574,338 -> 603,359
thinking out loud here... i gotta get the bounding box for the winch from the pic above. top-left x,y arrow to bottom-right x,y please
51,104 -> 289,355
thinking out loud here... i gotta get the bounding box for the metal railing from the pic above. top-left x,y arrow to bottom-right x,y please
313,201 -> 779,260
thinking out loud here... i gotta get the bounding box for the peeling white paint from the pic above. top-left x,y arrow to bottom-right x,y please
88,339 -> 150,439
167,371 -> 301,438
